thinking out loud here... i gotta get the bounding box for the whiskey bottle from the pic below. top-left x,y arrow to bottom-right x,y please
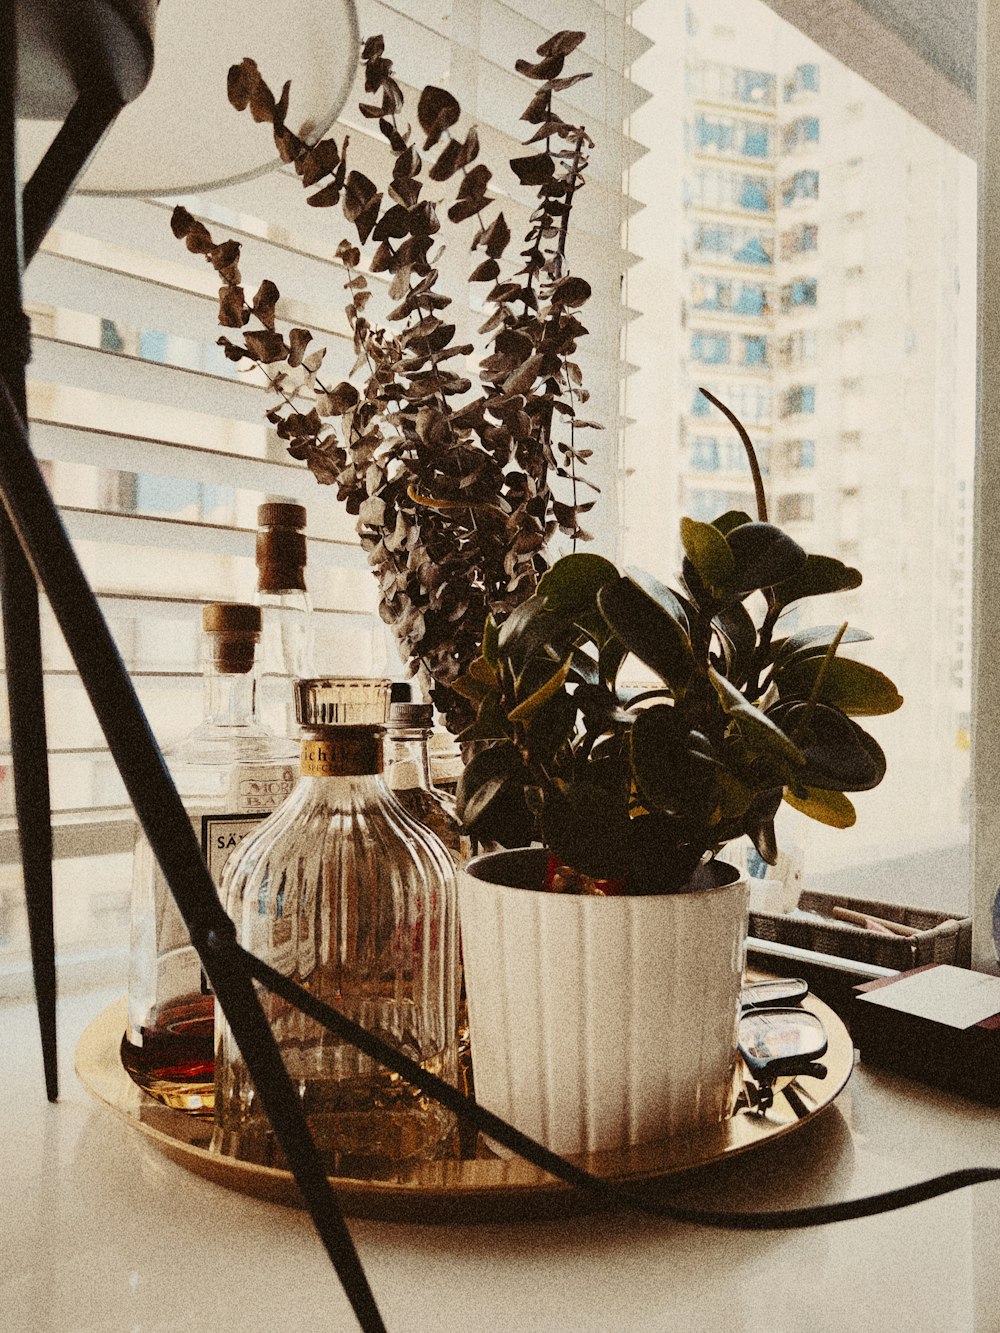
123,603 -> 297,1113
254,502 -> 313,737
212,678 -> 459,1176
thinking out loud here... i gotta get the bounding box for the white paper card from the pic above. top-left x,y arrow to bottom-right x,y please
857,964 -> 1000,1030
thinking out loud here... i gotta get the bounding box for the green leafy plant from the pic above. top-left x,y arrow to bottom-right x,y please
455,394 -> 902,892
170,31 -> 599,734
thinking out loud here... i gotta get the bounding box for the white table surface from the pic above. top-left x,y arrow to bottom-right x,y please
2,987 -> 998,1333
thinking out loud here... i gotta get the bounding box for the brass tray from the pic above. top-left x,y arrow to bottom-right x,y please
76,993 -> 853,1223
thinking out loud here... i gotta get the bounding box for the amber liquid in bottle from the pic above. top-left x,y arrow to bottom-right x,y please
120,991 -> 215,1114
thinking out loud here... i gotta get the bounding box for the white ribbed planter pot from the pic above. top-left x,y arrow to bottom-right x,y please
460,849 -> 749,1157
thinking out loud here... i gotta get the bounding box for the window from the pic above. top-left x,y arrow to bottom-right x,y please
781,385 -> 816,416
780,222 -> 818,258
685,487 -> 754,522
690,223 -> 773,267
734,283 -> 768,315
776,492 -> 815,522
688,60 -> 776,108
691,276 -> 729,310
690,331 -> 731,364
691,114 -> 771,161
688,170 -> 773,214
784,63 -> 820,101
782,439 -> 816,469
778,331 -> 817,366
689,436 -> 721,470
741,335 -> 767,367
693,382 -> 772,426
781,170 -> 819,206
781,278 -> 818,310
783,116 -> 820,151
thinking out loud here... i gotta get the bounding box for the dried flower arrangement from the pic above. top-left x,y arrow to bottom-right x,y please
171,31 -> 601,732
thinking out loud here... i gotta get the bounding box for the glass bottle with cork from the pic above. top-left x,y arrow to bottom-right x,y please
384,681 -> 470,866
212,678 -> 459,1176
123,603 -> 297,1113
255,501 -> 313,737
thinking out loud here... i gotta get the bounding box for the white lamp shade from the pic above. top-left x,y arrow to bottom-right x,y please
20,0 -> 359,197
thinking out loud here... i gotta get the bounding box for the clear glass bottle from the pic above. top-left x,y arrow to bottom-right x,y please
255,501 -> 313,737
384,685 -> 470,866
212,678 -> 459,1176
123,604 -> 298,1113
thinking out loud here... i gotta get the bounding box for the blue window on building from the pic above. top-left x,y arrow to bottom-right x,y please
782,170 -> 819,206
784,64 -> 820,101
743,336 -> 767,367
691,332 -> 731,365
804,116 -> 820,142
733,233 -> 771,266
695,115 -> 733,152
696,224 -> 730,253
734,283 -> 767,315
782,385 -> 816,417
783,278 -> 817,309
735,69 -> 775,106
693,279 -> 728,310
801,386 -> 815,413
692,390 -> 712,416
690,437 -> 721,471
799,440 -> 816,468
739,176 -> 771,212
741,125 -> 770,158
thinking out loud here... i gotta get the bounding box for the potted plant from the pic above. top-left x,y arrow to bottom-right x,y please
452,399 -> 902,1154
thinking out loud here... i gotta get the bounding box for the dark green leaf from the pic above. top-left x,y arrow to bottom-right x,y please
455,741 -> 519,825
709,668 -> 805,773
775,655 -> 903,716
680,517 -> 736,596
537,552 -> 618,619
630,705 -> 716,814
712,510 -> 754,537
773,554 -> 862,609
541,782 -> 630,880
726,522 -> 807,595
768,702 -> 887,792
597,577 -> 693,688
712,602 -> 756,684
772,624 -> 873,667
783,785 -> 857,828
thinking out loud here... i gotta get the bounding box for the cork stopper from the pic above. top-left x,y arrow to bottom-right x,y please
202,603 -> 261,674
256,502 -> 307,593
295,678 -> 390,728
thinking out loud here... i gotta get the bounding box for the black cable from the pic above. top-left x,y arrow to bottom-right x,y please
237,943 -> 1000,1232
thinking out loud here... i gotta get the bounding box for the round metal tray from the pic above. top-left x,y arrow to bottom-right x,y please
76,993 -> 853,1223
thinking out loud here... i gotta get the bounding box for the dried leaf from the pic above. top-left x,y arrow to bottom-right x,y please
429,138 -> 463,181
287,327 -> 313,368
308,180 -> 341,208
218,285 -> 246,328
448,197 -> 486,224
417,85 -> 461,149
336,240 -> 362,268
227,59 -> 254,111
343,171 -> 380,222
469,258 -> 500,283
252,279 -> 280,329
515,55 -> 565,81
320,381 -> 360,414
537,30 -> 586,58
244,329 -> 288,364
299,138 -> 340,187
510,154 -> 555,186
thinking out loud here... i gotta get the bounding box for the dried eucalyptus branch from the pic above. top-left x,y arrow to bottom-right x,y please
171,30 -> 600,734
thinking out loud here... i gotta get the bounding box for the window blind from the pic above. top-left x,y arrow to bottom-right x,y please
1,0 -> 645,986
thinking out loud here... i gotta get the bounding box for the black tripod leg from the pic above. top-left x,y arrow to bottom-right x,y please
0,3 -> 57,1102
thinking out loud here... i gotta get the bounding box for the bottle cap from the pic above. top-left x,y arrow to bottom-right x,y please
257,502 -> 306,530
295,678 -> 391,727
388,701 -> 433,728
202,603 -> 261,674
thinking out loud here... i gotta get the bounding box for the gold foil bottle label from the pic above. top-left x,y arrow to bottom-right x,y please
300,732 -> 381,776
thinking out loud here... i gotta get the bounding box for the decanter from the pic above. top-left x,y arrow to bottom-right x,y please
123,603 -> 298,1113
212,678 -> 459,1176
254,501 -> 314,737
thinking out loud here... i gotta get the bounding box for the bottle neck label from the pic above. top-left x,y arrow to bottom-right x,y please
300,732 -> 382,777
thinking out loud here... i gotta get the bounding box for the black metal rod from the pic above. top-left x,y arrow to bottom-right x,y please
22,87 -> 125,265
0,379 -> 385,1332
0,0 -> 57,1103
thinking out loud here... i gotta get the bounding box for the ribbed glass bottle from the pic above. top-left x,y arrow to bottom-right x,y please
212,678 -> 459,1176
124,604 -> 297,1113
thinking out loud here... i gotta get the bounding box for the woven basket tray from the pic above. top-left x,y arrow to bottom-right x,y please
749,889 -> 972,971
